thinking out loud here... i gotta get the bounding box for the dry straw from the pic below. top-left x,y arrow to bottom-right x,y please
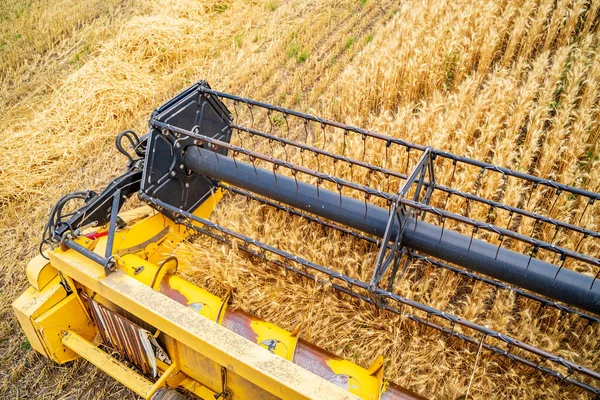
1,0 -> 599,398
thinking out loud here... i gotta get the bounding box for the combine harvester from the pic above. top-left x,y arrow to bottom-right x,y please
13,81 -> 599,399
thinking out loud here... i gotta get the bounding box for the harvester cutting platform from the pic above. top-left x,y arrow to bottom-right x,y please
13,81 -> 600,398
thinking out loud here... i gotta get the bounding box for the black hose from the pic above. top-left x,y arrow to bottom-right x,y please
39,191 -> 92,259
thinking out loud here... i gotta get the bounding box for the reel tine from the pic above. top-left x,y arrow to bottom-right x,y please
149,87 -> 600,396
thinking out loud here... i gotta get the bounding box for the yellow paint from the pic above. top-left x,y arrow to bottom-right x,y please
94,213 -> 170,261
49,248 -> 358,399
26,253 -> 58,291
13,189 -> 371,399
368,356 -> 385,399
146,360 -> 178,398
120,254 -> 162,286
180,377 -> 219,399
120,253 -> 223,321
62,330 -> 154,397
326,358 -> 383,400
151,258 -> 178,291
13,275 -> 67,319
191,188 -> 224,220
250,319 -> 299,361
159,274 -> 223,322
12,275 -> 67,357
91,188 -> 223,265
116,205 -> 155,224
33,293 -> 96,363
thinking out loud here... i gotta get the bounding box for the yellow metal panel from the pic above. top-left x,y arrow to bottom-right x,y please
121,254 -> 162,287
49,249 -> 360,400
192,188 -> 224,219
12,275 -> 69,358
327,358 -> 382,400
146,361 -> 178,399
176,341 -> 280,400
250,319 -> 299,361
26,254 -> 58,291
116,205 -> 155,224
180,378 -> 219,400
34,294 -> 96,363
120,254 -> 224,322
159,274 -> 223,321
13,307 -> 47,356
12,275 -> 67,319
62,330 -> 154,397
368,355 -> 385,399
94,215 -> 168,260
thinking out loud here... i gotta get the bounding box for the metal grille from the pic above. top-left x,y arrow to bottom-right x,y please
86,296 -> 157,377
144,85 -> 600,395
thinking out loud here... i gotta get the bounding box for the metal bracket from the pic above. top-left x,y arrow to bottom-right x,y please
368,148 -> 435,304
142,81 -> 233,220
104,256 -> 117,275
214,366 -> 232,400
52,167 -> 142,242
104,189 -> 122,272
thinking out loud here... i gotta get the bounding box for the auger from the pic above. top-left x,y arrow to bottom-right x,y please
13,81 -> 600,399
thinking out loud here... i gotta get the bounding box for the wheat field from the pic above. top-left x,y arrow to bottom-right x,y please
0,0 -> 599,398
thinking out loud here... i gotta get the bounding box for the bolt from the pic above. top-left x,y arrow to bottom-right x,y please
180,164 -> 184,170
171,171 -> 176,177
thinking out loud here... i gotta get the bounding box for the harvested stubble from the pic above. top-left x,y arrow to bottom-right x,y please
1,0 -> 600,398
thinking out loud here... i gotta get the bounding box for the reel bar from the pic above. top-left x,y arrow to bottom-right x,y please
217,184 -> 381,245
154,119 -> 600,279
220,184 -> 600,323
139,193 -> 600,395
162,128 -> 600,314
413,254 -> 600,323
230,123 -> 600,241
199,86 -> 600,202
